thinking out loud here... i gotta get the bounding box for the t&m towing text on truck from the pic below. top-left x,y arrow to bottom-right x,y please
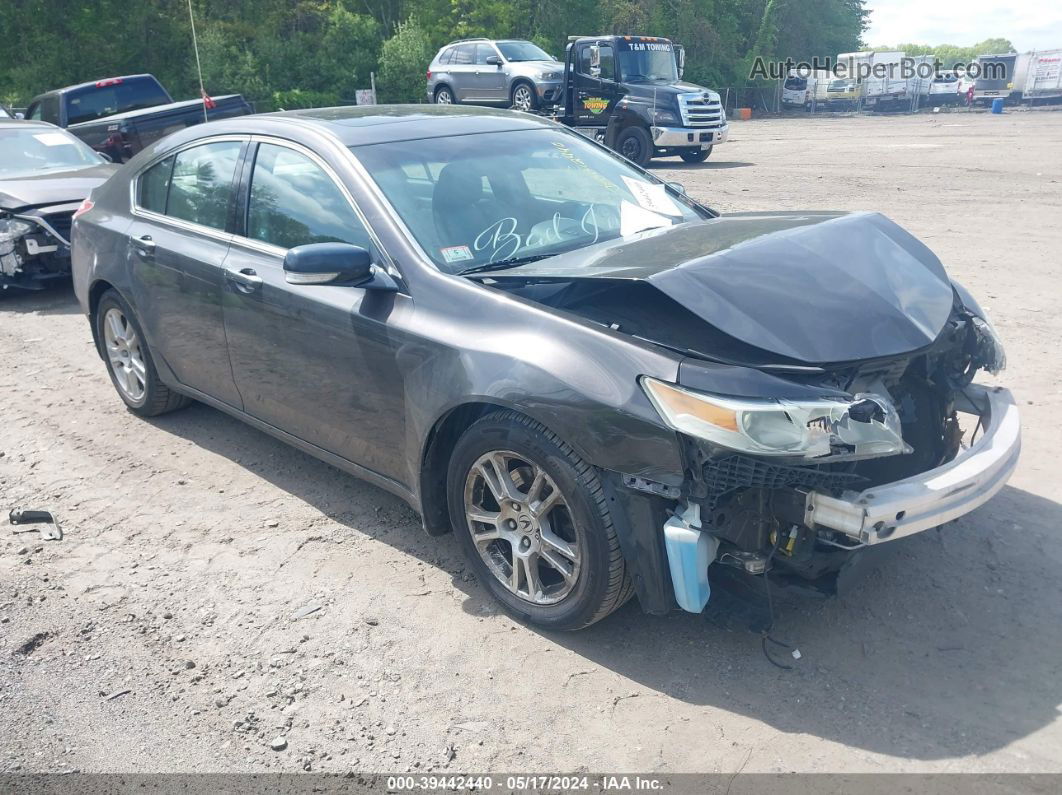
544,35 -> 729,166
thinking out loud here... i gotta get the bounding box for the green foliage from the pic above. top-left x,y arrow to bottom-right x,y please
272,88 -> 342,110
378,17 -> 433,102
0,0 -> 874,108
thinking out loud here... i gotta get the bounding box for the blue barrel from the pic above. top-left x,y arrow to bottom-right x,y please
991,98 -> 1005,114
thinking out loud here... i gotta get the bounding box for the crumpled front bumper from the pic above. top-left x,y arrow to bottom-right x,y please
651,124 -> 729,148
804,384 -> 1020,545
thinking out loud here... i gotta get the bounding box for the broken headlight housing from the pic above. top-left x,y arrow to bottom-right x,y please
641,377 -> 911,461
971,315 -> 1006,375
0,216 -> 34,247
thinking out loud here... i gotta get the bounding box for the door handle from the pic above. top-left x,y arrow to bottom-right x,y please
131,235 -> 155,258
225,266 -> 263,290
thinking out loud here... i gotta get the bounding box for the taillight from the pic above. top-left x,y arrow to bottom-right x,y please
73,198 -> 94,220
95,78 -> 123,88
426,70 -> 432,80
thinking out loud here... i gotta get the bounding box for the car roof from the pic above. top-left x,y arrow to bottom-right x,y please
203,105 -> 561,148
34,74 -> 158,96
0,119 -> 55,129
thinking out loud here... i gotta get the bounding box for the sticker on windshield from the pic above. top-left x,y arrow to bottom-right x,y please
440,245 -> 474,264
621,176 -> 682,217
619,200 -> 672,237
33,133 -> 73,147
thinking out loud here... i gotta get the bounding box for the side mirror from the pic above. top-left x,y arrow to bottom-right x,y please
666,181 -> 686,195
676,46 -> 685,78
97,151 -> 113,163
589,45 -> 601,77
485,55 -> 502,67
283,243 -> 394,290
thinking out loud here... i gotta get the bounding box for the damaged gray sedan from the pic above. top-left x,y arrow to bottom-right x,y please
1,119 -> 117,292
72,107 -> 1019,630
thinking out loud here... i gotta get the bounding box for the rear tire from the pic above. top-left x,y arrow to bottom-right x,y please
95,289 -> 190,417
434,85 -> 456,105
447,411 -> 632,630
679,147 -> 712,163
614,126 -> 653,168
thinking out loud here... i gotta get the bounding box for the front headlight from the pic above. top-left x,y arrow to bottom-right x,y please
0,217 -> 35,246
641,377 -> 910,461
971,315 -> 1006,374
542,72 -> 560,81
654,109 -> 680,125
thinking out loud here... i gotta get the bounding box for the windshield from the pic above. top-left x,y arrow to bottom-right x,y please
0,127 -> 103,178
784,76 -> 807,90
496,40 -> 552,62
618,40 -> 678,82
352,129 -> 705,273
828,80 -> 851,91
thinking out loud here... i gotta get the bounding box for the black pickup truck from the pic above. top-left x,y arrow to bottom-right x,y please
547,35 -> 730,166
24,74 -> 252,163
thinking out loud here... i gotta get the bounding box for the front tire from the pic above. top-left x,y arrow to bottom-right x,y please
679,147 -> 712,163
95,289 -> 190,417
614,126 -> 653,168
447,411 -> 632,630
510,81 -> 538,112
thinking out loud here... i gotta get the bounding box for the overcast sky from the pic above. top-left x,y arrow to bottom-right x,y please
865,1 -> 1062,51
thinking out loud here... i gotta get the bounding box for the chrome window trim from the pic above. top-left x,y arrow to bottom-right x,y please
129,134 -> 248,242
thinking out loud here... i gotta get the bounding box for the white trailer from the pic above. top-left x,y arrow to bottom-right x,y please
836,51 -> 909,110
1023,50 -> 1062,101
972,52 -> 1029,104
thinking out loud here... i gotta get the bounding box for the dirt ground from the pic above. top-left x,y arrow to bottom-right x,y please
2,109 -> 1061,775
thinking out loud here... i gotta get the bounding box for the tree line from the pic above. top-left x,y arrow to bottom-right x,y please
2,0 -> 872,109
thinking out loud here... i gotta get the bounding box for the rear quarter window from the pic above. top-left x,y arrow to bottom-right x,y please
138,155 -> 175,213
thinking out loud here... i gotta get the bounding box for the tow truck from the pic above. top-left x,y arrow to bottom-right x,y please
545,35 -> 729,166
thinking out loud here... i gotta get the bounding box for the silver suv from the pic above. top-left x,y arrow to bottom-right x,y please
427,39 -> 564,111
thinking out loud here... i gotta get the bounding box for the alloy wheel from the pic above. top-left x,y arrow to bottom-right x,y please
512,85 -> 534,112
436,88 -> 453,104
103,307 -> 147,402
464,450 -> 583,605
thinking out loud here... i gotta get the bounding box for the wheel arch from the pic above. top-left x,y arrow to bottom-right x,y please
510,78 -> 536,100
419,400 -> 560,536
419,394 -> 625,537
87,278 -> 120,358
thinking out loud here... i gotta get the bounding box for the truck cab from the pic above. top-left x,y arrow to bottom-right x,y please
556,35 -> 728,166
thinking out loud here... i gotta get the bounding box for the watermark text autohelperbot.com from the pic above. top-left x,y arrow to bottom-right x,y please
750,56 -> 1005,81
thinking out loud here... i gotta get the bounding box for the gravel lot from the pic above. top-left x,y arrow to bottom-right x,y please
2,109 -> 1061,775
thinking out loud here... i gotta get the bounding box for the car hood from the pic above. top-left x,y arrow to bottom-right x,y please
624,81 -> 720,102
0,163 -> 118,211
486,211 -> 956,365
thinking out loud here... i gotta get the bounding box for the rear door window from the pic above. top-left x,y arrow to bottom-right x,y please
452,44 -> 475,65
245,143 -> 373,251
166,141 -> 242,230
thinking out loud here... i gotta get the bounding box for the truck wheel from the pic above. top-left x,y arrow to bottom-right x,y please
510,81 -> 538,112
434,85 -> 456,105
95,290 -> 190,417
679,147 -> 712,163
615,126 -> 653,168
447,410 -> 633,631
